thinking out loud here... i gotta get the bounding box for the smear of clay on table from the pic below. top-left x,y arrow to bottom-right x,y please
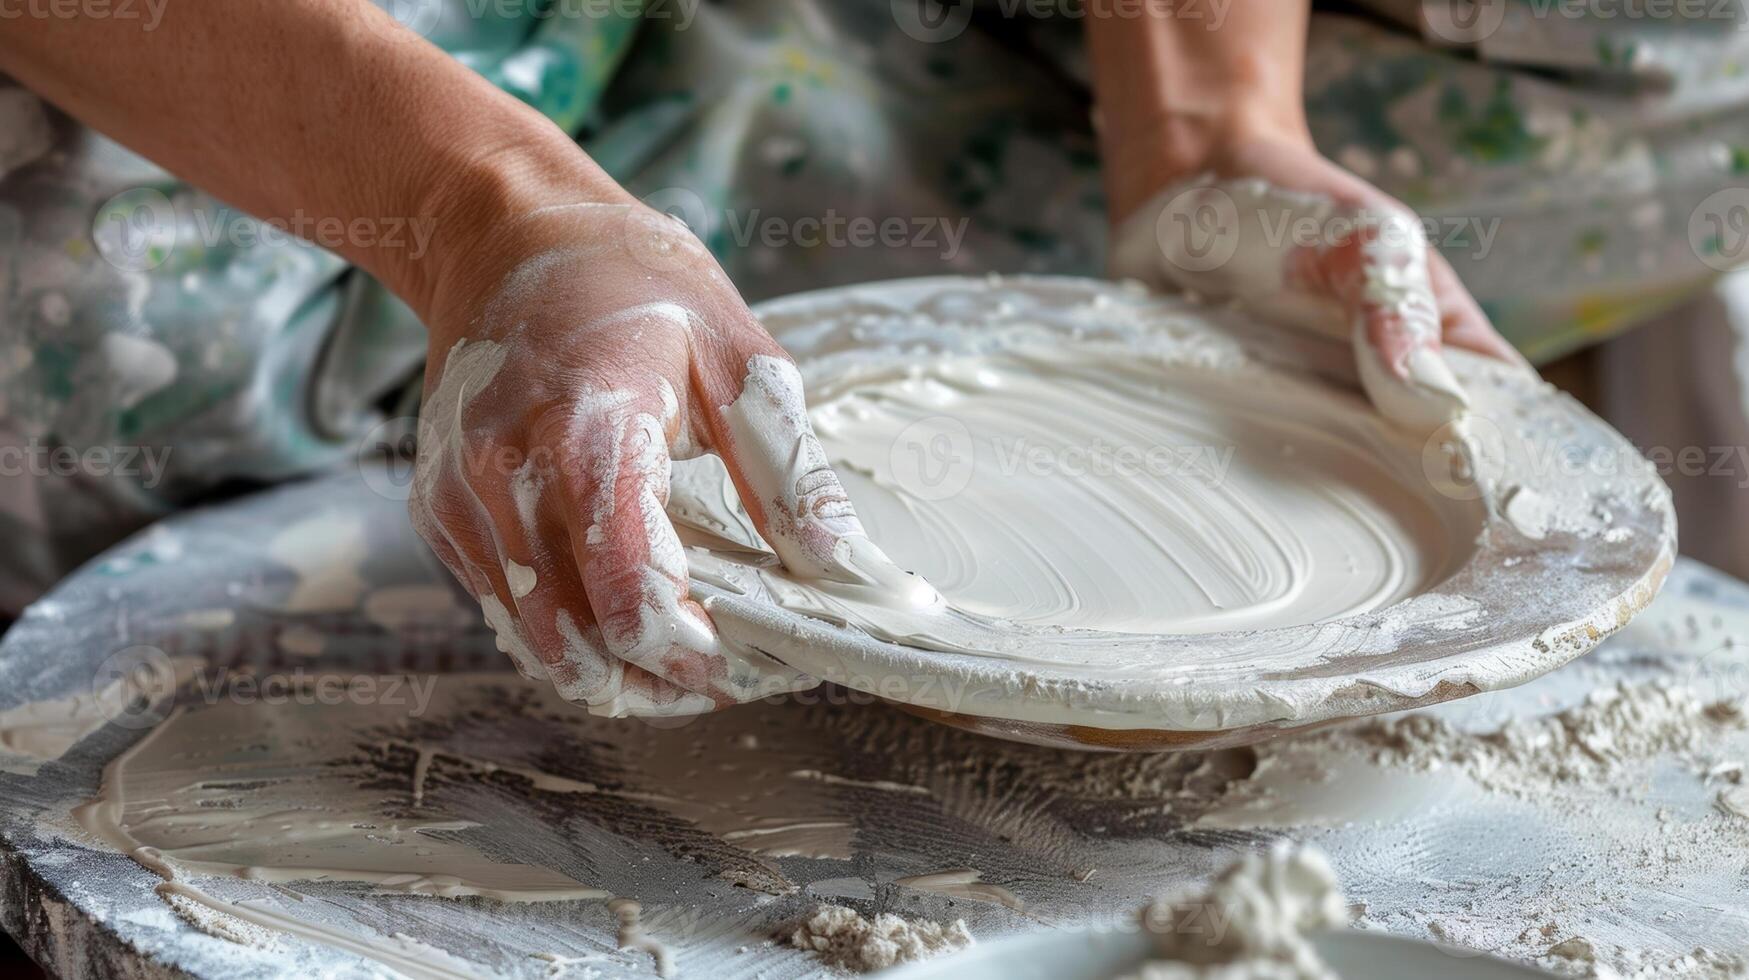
0,656 -> 200,773
894,869 -> 1026,911
67,672 -> 906,975
74,674 -> 865,899
74,683 -> 608,903
361,584 -> 467,631
266,512 -> 369,612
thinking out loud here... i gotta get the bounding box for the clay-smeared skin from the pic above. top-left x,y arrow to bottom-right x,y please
1110,140 -> 1528,435
1286,220 -> 1439,376
410,204 -> 907,716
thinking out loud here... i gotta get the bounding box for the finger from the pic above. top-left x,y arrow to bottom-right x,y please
558,387 -> 758,711
509,558 -> 699,719
412,342 -> 553,681
414,475 -> 548,682
693,326 -> 938,608
458,441 -> 617,699
437,415 -> 714,716
1288,213 -> 1471,436
473,434 -> 670,714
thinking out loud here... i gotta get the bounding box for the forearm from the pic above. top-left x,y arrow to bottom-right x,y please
0,0 -> 624,319
1086,0 -> 1314,220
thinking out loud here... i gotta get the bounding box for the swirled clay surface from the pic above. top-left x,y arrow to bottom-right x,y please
675,313 -> 1482,657
807,344 -> 1474,636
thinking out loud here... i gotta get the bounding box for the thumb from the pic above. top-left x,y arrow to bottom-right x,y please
698,335 -> 938,608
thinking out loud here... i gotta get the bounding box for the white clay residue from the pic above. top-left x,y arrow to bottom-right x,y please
362,584 -> 466,632
789,904 -> 973,972
609,898 -> 675,978
176,608 -> 236,632
72,673 -> 874,913
893,868 -> 1026,912
813,346 -> 1473,634
1125,844 -> 1349,980
73,680 -> 608,903
505,560 -> 537,599
266,512 -> 369,612
276,624 -> 326,658
0,656 -> 199,771
1501,484 -> 1555,541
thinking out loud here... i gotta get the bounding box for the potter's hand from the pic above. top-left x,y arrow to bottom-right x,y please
1109,136 -> 1529,436
410,201 -> 912,717
0,0 -> 906,714
1085,2 -> 1529,437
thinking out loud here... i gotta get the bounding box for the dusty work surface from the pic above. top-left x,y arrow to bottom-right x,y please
0,467 -> 1744,979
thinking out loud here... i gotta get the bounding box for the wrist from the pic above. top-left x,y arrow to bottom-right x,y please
1101,104 -> 1314,225
382,126 -> 633,337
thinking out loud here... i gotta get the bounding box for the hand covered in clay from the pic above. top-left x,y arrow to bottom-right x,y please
1109,135 -> 1532,436
410,201 -> 925,717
